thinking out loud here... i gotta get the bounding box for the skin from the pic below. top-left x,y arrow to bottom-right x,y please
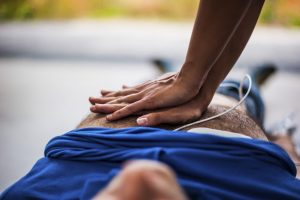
84,93 -> 268,140
84,94 -> 299,199
93,160 -> 188,200
90,0 -> 265,126
86,96 -> 298,199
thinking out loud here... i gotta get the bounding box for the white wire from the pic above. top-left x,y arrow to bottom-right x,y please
174,74 -> 252,131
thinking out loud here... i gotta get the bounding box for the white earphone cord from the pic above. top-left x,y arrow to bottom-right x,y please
174,74 -> 252,131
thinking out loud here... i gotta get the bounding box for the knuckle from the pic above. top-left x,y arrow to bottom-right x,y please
116,97 -> 124,103
143,98 -> 156,108
126,105 -> 135,113
149,114 -> 161,124
132,89 -> 139,93
190,109 -> 202,120
115,109 -> 124,116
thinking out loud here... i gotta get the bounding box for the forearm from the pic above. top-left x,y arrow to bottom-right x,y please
178,0 -> 263,90
197,0 -> 265,98
92,0 -> 265,125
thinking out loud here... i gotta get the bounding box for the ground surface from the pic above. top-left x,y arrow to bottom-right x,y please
0,20 -> 300,191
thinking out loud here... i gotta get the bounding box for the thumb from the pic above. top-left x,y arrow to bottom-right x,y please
136,110 -> 179,126
137,106 -> 203,126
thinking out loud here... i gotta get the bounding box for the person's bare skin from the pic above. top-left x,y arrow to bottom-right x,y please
85,95 -> 261,200
82,94 -> 267,140
83,94 -> 299,199
82,93 -> 300,176
90,0 -> 265,126
93,160 -> 188,200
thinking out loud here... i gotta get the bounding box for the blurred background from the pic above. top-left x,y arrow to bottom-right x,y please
1,0 -> 300,192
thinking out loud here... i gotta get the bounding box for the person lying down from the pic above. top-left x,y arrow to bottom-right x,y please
1,90 -> 300,200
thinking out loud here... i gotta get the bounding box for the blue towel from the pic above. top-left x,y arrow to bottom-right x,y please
1,127 -> 300,200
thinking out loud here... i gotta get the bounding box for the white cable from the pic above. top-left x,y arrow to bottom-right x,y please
174,74 -> 252,131
219,83 -> 243,100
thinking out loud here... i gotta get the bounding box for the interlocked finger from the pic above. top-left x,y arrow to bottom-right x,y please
90,104 -> 126,114
108,93 -> 142,104
100,89 -> 115,96
89,96 -> 118,105
107,100 -> 148,121
103,88 -> 140,98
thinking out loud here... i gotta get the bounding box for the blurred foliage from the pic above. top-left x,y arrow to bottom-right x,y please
0,0 -> 300,26
259,0 -> 300,26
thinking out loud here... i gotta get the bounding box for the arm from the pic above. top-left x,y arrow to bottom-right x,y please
90,0 -> 265,125
178,0 -> 263,91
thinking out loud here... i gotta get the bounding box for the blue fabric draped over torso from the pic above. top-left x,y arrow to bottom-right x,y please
1,127 -> 300,200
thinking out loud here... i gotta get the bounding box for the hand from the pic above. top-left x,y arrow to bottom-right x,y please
100,72 -> 177,97
91,86 -> 213,126
89,72 -> 200,122
90,73 -> 177,106
133,91 -> 212,126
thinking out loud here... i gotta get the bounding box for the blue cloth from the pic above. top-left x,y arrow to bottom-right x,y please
1,127 -> 300,200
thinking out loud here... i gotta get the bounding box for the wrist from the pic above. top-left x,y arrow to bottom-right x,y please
173,75 -> 200,99
177,62 -> 207,92
196,80 -> 219,107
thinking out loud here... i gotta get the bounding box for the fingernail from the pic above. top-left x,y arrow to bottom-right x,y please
137,117 -> 148,126
107,114 -> 112,120
90,106 -> 96,111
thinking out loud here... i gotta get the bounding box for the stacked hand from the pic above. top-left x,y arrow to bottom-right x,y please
89,72 -> 213,126
88,0 -> 264,126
